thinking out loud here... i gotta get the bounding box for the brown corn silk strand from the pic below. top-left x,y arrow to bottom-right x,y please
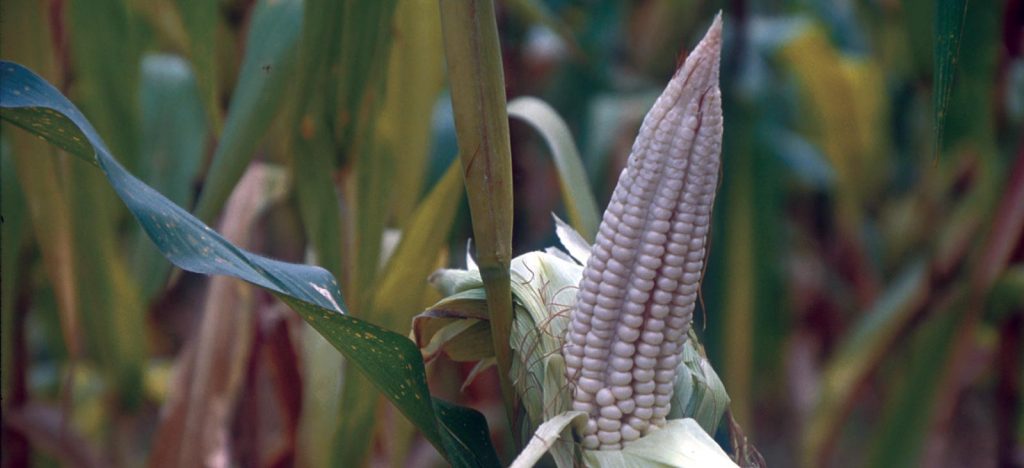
562,15 -> 723,450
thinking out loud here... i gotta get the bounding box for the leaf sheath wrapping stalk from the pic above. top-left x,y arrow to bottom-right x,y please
562,15 -> 724,450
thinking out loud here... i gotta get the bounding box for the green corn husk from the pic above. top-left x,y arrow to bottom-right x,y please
413,218 -> 735,467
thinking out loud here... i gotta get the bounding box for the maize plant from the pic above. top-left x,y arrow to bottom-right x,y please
415,15 -> 739,467
3,0 -> 1016,463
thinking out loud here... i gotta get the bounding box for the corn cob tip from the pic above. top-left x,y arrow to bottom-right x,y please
692,13 -> 722,81
653,13 -> 723,144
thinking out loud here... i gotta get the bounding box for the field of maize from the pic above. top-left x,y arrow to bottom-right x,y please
0,0 -> 1021,467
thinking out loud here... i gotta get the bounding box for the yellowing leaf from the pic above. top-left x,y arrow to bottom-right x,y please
778,25 -> 888,215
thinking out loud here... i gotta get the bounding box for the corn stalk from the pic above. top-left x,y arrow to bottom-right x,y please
439,0 -> 518,428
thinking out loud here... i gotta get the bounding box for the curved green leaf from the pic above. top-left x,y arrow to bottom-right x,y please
193,0 -> 304,222
289,0 -> 345,281
508,97 -> 600,241
133,53 -> 209,300
0,61 -> 497,468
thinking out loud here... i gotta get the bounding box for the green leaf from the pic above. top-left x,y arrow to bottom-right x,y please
68,0 -> 142,169
68,157 -> 148,409
148,165 -> 283,467
333,0 -> 398,156
508,97 -> 600,241
374,159 -> 465,332
717,105 -> 756,431
344,0 -> 399,317
936,0 -> 998,153
174,0 -> 219,131
289,0 -> 345,282
291,126 -> 344,279
434,399 -> 504,468
295,323 -> 345,468
339,35 -> 451,461
342,158 -> 465,466
378,0 -> 445,226
193,0 -> 304,222
0,60 -> 497,468
934,0 -> 968,153
0,0 -> 84,365
132,53 -> 209,300
776,23 -> 887,223
137,54 -> 207,220
287,295 -> 500,468
64,0 -> 151,402
709,77 -> 786,441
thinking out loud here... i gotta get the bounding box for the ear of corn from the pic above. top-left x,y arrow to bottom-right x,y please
419,229 -> 732,465
562,15 -> 724,450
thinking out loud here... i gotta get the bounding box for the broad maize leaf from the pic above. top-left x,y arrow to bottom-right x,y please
193,0 -> 303,222
509,97 -> 600,241
0,60 -> 497,468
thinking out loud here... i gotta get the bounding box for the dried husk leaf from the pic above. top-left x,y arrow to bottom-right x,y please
582,419 -> 737,468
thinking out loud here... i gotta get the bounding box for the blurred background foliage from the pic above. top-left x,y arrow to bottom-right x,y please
1,0 -> 1021,467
